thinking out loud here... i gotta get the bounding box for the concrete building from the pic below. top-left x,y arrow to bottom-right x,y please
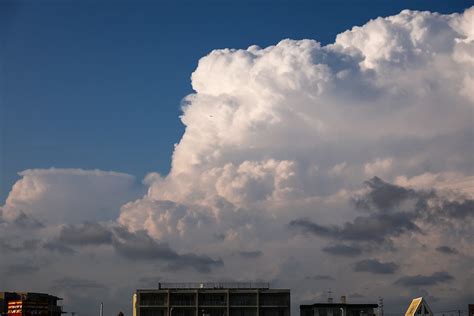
0,292 -> 63,316
133,283 -> 290,316
300,297 -> 377,316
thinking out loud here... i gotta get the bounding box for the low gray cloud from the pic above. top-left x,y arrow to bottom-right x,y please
354,177 -> 474,222
349,293 -> 365,299
52,277 -> 107,290
438,200 -> 474,219
436,246 -> 458,254
353,177 -> 421,212
12,212 -> 44,229
112,227 -> 223,273
236,250 -> 263,259
43,241 -> 76,255
353,259 -> 399,274
290,177 -> 473,251
214,233 -> 226,241
47,222 -> 223,273
395,271 -> 454,287
322,244 -> 362,257
0,238 -> 39,253
58,221 -> 113,246
6,262 -> 39,275
289,212 -> 419,244
306,275 -> 334,281
137,276 -> 162,288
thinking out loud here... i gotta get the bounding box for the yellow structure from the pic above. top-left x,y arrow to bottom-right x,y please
405,297 -> 433,316
133,294 -> 137,316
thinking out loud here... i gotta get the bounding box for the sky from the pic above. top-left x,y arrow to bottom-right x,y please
1,1 -> 473,316
1,0 -> 472,202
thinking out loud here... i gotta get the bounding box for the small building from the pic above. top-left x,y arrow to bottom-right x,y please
133,282 -> 290,316
300,297 -> 377,316
0,292 -> 63,316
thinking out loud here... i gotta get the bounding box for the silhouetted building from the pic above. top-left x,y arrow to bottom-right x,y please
468,304 -> 474,316
300,297 -> 377,316
0,292 -> 63,316
133,283 -> 290,316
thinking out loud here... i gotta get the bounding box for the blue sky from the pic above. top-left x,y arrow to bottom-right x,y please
1,0 -> 470,202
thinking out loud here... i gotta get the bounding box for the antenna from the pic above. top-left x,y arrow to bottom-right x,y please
378,297 -> 384,316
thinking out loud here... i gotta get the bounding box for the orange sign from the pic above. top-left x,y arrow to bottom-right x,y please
7,300 -> 23,316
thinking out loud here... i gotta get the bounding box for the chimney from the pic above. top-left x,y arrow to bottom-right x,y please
341,296 -> 346,304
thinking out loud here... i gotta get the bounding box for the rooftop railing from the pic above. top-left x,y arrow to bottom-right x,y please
158,283 -> 270,290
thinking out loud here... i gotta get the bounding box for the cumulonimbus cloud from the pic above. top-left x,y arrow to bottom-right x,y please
0,7 -> 473,312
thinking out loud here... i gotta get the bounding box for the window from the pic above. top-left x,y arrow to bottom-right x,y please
229,294 -> 257,306
140,294 -> 167,306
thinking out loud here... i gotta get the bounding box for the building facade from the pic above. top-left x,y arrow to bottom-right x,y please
134,283 -> 290,316
300,298 -> 377,316
0,292 -> 63,316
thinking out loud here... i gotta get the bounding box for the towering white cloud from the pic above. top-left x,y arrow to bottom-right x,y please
119,7 -> 473,237
115,7 -> 474,309
1,7 -> 473,315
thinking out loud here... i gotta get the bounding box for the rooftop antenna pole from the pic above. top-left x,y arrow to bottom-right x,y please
378,297 -> 384,316
100,302 -> 103,316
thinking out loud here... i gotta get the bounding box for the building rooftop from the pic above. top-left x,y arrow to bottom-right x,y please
156,282 -> 271,290
300,303 -> 378,308
0,292 -> 62,301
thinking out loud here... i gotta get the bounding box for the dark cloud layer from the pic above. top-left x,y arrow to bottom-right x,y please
58,222 -> 113,246
12,212 -> 44,229
353,259 -> 399,274
6,262 -> 39,275
306,275 -> 334,281
0,239 -> 39,253
236,250 -> 263,258
112,227 -> 223,273
290,177 -> 473,252
48,223 -> 224,273
322,244 -> 362,257
52,277 -> 107,290
436,246 -> 458,254
43,241 -> 76,255
353,177 -> 420,212
395,271 -> 454,287
289,212 -> 419,244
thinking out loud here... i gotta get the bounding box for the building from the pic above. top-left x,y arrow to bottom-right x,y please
133,282 -> 290,316
468,304 -> 473,316
404,298 -> 432,316
0,292 -> 63,316
300,296 -> 378,316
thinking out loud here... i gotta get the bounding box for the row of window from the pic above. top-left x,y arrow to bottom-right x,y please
139,294 -> 289,307
140,307 -> 289,316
